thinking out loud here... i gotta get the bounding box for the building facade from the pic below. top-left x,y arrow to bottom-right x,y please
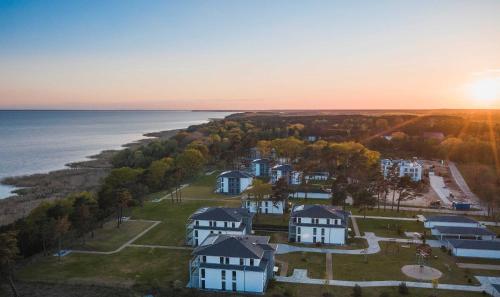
431,226 -> 496,241
251,159 -> 271,177
271,164 -> 293,184
186,207 -> 254,247
216,171 -> 253,195
242,198 -> 285,214
424,215 -> 481,229
189,234 -> 275,293
288,204 -> 350,245
381,159 -> 423,182
447,239 -> 500,259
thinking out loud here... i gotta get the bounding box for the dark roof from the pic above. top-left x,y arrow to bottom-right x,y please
218,170 -> 252,179
252,158 -> 270,164
435,226 -> 495,236
199,260 -> 268,272
193,234 -> 272,259
190,207 -> 252,222
291,204 -> 348,220
272,164 -> 293,171
448,239 -> 500,250
426,216 -> 479,224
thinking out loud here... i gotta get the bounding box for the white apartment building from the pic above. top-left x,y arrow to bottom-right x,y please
381,159 -> 423,182
216,171 -> 253,195
242,198 -> 285,214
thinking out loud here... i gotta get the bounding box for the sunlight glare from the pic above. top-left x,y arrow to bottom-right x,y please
467,77 -> 500,106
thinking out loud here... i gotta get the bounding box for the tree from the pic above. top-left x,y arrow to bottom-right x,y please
116,190 -> 132,228
175,148 -> 206,179
0,231 -> 19,297
331,174 -> 349,209
70,193 -> 97,245
146,157 -> 174,191
54,216 -> 71,262
394,176 -> 418,212
272,177 -> 290,211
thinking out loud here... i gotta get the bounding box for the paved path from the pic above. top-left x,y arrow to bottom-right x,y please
128,244 -> 192,251
457,263 -> 500,271
276,269 -> 490,293
429,172 -> 453,206
448,161 -> 481,205
398,206 -> 487,216
152,184 -> 189,202
350,216 -> 361,236
352,215 -> 418,221
275,259 -> 289,277
71,220 -> 161,255
325,253 -> 333,280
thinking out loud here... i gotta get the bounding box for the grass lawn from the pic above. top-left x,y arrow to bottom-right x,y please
332,244 -> 499,285
255,231 -> 289,243
266,282 -> 488,297
70,220 -> 154,252
356,218 -> 425,238
276,252 -> 327,279
181,171 -> 239,200
254,213 -> 290,226
17,247 -> 191,287
131,198 -> 240,246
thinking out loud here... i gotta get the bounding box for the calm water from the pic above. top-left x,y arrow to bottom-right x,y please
0,110 -> 232,198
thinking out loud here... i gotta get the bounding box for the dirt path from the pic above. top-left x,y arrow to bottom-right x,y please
275,259 -> 289,276
325,253 -> 333,280
350,216 -> 361,237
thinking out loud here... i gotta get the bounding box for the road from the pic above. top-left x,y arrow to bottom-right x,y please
448,161 -> 481,205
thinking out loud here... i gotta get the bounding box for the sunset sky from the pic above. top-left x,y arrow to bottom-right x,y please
0,0 -> 499,110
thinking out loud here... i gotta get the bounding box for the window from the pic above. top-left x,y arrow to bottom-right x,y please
239,258 -> 244,265
298,217 -> 302,223
313,237 -> 316,243
195,239 -> 198,246
321,237 -> 325,243
265,201 -> 269,207
210,231 -> 214,234
297,235 -> 301,242
232,282 -> 236,291
221,270 -> 226,280
218,231 -> 222,234
222,281 -> 226,290
201,280 -> 205,289
326,219 -> 330,225
194,230 -> 198,237
224,222 -> 228,228
250,259 -> 254,266
195,220 -> 199,226
321,228 -> 325,235
201,269 -> 205,278
313,228 -> 317,235
232,222 -> 235,228
232,271 -> 236,281
297,227 -> 301,234
202,256 -> 206,263
225,257 -> 229,265
220,257 -> 224,264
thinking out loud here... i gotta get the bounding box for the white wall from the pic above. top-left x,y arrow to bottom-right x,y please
244,200 -> 284,214
290,192 -> 331,199
240,177 -> 253,192
194,229 -> 246,246
452,248 -> 500,259
431,229 -> 495,240
424,221 -> 480,228
199,267 -> 266,293
294,226 -> 346,245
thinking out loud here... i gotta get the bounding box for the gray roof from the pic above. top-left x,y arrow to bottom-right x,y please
426,215 -> 478,224
193,234 -> 272,259
218,170 -> 252,179
448,239 -> 500,250
252,158 -> 270,164
272,164 -> 293,171
435,226 -> 496,236
291,204 -> 348,220
190,207 -> 252,222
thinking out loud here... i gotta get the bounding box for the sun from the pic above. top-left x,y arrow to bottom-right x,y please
467,77 -> 499,107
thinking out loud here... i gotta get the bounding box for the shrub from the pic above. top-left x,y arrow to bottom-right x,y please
398,282 -> 409,295
353,284 -> 362,297
379,292 -> 390,297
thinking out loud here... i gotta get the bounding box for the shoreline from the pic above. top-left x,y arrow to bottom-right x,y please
0,128 -> 180,226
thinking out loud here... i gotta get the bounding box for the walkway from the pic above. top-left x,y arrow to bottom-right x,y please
457,263 -> 500,271
429,172 -> 452,206
448,161 -> 480,205
276,269 -> 493,294
325,253 -> 333,280
352,215 -> 418,221
71,220 -> 162,255
152,184 -> 189,202
350,216 -> 361,236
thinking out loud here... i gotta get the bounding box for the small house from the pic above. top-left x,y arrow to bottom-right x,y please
288,204 -> 350,245
188,234 -> 275,293
447,239 -> 500,259
242,197 -> 284,214
431,226 -> 496,241
251,159 -> 271,177
424,215 -> 480,229
186,207 -> 254,247
216,171 -> 253,195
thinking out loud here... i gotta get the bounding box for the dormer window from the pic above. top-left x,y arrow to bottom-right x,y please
224,222 -> 228,228
232,222 -> 235,228
250,259 -> 254,266
220,257 -> 224,264
240,258 -> 244,265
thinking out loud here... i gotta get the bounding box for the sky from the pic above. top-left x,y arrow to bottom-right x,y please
0,0 -> 499,110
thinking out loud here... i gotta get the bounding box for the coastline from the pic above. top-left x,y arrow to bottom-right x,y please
0,128 -> 180,226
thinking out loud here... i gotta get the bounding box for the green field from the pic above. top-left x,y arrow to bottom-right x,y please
70,220 -> 154,252
132,198 -> 239,246
276,252 -> 327,279
332,244 -> 499,285
356,218 -> 426,238
17,248 -> 191,287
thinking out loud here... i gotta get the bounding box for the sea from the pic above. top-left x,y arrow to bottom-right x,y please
0,110 -> 233,199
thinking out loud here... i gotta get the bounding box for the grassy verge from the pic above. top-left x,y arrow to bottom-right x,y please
255,231 -> 289,243
276,252 -> 326,279
332,244 -> 499,285
266,282 -> 487,297
17,248 -> 191,287
254,213 -> 290,226
71,220 -> 154,252
132,198 -> 239,246
356,218 -> 425,238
